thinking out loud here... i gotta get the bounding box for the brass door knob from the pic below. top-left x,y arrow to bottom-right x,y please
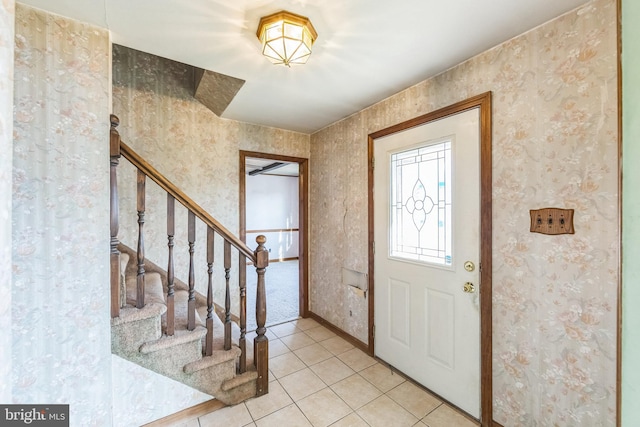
463,282 -> 475,293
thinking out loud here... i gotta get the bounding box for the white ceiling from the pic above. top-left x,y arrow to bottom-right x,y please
19,0 -> 590,134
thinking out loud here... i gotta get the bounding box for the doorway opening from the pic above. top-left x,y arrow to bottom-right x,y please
367,92 -> 493,425
240,151 -> 309,329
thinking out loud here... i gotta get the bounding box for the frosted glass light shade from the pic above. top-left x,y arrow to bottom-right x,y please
256,11 -> 318,67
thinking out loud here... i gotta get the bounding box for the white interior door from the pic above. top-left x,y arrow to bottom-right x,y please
373,108 -> 481,417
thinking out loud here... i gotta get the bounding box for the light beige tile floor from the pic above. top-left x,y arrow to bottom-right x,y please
193,318 -> 479,427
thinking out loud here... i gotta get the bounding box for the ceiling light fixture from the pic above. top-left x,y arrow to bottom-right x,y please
256,11 -> 318,67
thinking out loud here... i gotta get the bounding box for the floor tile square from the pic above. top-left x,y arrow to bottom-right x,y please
328,412 -> 369,427
279,368 -> 327,401
293,317 -> 321,331
199,403 -> 252,427
297,388 -> 353,427
294,343 -> 333,366
268,338 -> 291,358
421,404 -> 479,427
331,373 -> 382,410
319,336 -> 354,355
359,363 -> 405,392
280,331 -> 316,351
270,322 -> 302,338
255,403 -> 312,427
386,381 -> 442,419
269,352 -> 306,378
357,395 -> 418,427
178,320 -> 475,427
337,348 -> 377,372
310,357 -> 355,385
245,381 -> 293,420
305,326 -> 337,342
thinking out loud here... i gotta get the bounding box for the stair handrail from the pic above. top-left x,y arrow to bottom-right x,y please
119,142 -> 256,261
110,114 -> 269,397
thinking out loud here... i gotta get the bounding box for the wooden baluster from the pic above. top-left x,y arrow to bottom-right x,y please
224,240 -> 232,351
238,254 -> 247,373
254,235 -> 269,396
110,115 -> 121,318
188,211 -> 196,331
166,194 -> 175,336
136,169 -> 146,309
205,227 -> 215,356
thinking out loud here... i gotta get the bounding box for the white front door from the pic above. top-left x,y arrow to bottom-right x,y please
373,108 -> 481,417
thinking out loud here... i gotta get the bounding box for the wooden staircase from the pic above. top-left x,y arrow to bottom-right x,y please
109,115 -> 269,405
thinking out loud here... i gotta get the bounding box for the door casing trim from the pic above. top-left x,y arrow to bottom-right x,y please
367,92 -> 493,426
239,151 -> 310,318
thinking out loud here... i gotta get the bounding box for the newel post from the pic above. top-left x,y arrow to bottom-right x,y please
110,114 -> 122,318
254,235 -> 269,396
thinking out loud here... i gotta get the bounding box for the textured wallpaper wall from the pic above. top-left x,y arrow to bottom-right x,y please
112,45 -> 310,314
310,0 -> 618,425
12,5 -> 112,425
0,0 -> 15,405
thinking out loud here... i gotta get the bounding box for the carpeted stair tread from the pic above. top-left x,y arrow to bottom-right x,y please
221,370 -> 258,392
140,326 -> 207,354
114,244 -> 259,404
183,346 -> 241,374
111,302 -> 166,327
164,290 -> 204,331
197,305 -> 242,350
126,271 -> 165,306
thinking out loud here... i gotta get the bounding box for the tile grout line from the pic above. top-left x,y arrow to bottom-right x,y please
213,319 -> 452,427
323,336 -> 442,424
273,324 -> 371,426
281,324 -> 397,427
289,362 -> 369,426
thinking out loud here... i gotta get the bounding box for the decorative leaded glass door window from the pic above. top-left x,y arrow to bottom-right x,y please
389,139 -> 452,266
